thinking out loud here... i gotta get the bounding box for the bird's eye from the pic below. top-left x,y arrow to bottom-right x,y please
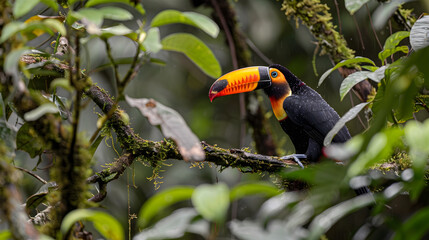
271,71 -> 278,78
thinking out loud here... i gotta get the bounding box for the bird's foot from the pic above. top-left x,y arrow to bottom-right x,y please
280,154 -> 307,169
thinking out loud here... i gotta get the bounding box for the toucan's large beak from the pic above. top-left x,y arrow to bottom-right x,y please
209,66 -> 272,102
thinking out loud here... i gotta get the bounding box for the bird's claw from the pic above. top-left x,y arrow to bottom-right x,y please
280,154 -> 307,169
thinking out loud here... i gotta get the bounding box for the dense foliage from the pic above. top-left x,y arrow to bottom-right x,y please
0,0 -> 429,239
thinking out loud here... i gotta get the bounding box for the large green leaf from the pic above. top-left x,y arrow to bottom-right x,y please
324,102 -> 370,146
134,209 -> 203,240
40,0 -> 58,11
192,183 -> 230,223
404,120 -> 429,199
378,31 -> 410,62
230,182 -> 281,201
318,57 -> 375,86
410,15 -> 429,51
138,186 -> 195,228
75,8 -> 104,26
161,33 -> 221,78
307,194 -> 374,240
393,206 -> 429,240
85,0 -> 130,7
61,209 -> 124,240
373,0 -> 413,29
345,0 -> 370,15
24,103 -> 59,121
98,6 -> 133,21
142,28 -> 162,54
0,20 -> 66,44
13,0 -> 40,18
151,10 -> 219,38
348,127 -> 404,177
339,71 -> 371,101
125,96 -> 205,162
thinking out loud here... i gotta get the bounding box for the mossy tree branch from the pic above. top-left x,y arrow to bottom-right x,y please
86,84 -> 294,202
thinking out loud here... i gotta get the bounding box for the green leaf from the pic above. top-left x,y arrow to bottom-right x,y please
257,192 -> 303,221
142,28 -> 162,54
135,209 -> 202,240
230,219 -> 300,240
61,209 -> 124,240
230,182 -> 281,201
345,0 -> 370,15
373,0 -> 412,29
404,120 -> 429,199
76,8 -> 104,26
5,47 -> 31,76
100,24 -> 133,38
318,57 -> 375,86
393,206 -> 429,240
379,46 -> 409,62
0,19 -> 66,43
42,19 -> 67,37
348,127 -> 404,177
161,33 -> 221,78
16,123 -> 44,158
324,102 -> 370,146
26,182 -> 57,212
410,15 -> 429,51
13,0 -> 40,18
0,22 -> 24,43
138,186 -> 194,228
192,183 -> 230,223
367,65 -> 387,82
308,194 -> 374,240
339,71 -> 370,100
151,10 -> 219,38
85,0 -> 130,7
126,96 -> 205,162
40,0 -> 59,11
98,6 -> 133,21
24,103 -> 59,121
0,230 -> 11,240
378,31 -> 410,62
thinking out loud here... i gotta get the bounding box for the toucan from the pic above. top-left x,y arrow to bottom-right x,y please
208,64 -> 351,167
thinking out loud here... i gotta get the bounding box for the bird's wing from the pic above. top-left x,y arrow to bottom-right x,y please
284,93 -> 350,145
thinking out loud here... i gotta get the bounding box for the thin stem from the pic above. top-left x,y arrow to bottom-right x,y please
69,33 -> 82,170
334,0 -> 342,34
104,38 -> 121,90
353,15 -> 365,50
245,38 -> 273,65
15,166 -> 47,184
365,4 -> 383,50
119,41 -> 141,97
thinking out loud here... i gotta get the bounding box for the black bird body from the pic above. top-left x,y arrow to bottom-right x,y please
268,64 -> 351,161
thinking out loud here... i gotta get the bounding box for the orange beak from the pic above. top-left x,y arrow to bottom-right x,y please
208,66 -> 272,102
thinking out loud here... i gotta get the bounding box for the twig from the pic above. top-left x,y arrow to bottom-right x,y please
120,41 -> 141,96
104,38 -> 121,89
353,15 -> 365,50
15,166 -> 48,184
365,4 -> 383,51
334,0 -> 342,34
245,38 -> 273,65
